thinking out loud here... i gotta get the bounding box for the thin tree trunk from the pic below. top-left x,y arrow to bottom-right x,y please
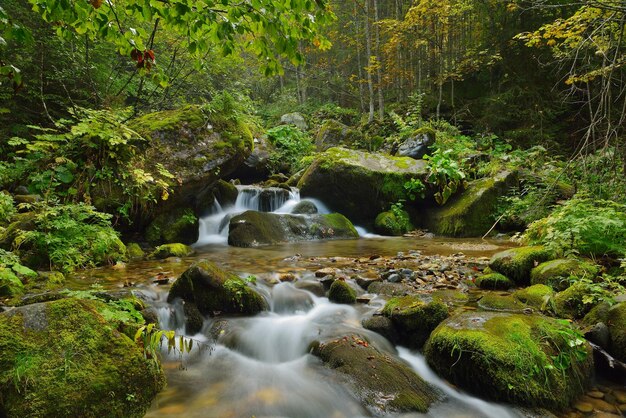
364,0 -> 375,123
355,2 -> 366,112
374,0 -> 384,119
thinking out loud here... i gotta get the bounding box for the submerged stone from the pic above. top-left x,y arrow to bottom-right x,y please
311,334 -> 439,414
0,298 -> 164,417
425,311 -> 593,409
228,211 -> 358,247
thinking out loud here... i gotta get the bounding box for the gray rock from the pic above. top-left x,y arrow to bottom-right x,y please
387,273 -> 402,283
280,112 -> 308,130
397,130 -> 435,160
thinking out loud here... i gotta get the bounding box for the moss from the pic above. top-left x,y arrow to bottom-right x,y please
382,295 -> 449,348
581,302 -> 611,327
149,243 -> 194,259
513,284 -> 553,310
328,280 -> 356,304
321,213 -> 359,237
553,282 -> 601,319
530,259 -> 599,290
0,298 -> 164,417
478,294 -> 527,312
130,105 -> 206,134
425,312 -> 593,409
168,260 -> 268,315
426,171 -> 517,237
607,302 -> 626,362
489,246 -> 552,285
315,120 -> 365,151
475,273 -> 514,290
431,290 -> 470,306
145,207 -> 199,246
126,242 -> 145,259
374,210 -> 412,236
0,267 -> 24,297
312,334 -> 439,413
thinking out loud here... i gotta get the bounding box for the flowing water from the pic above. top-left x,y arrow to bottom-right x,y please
71,186 -> 535,417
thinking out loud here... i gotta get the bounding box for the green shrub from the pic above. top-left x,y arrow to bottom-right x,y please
424,149 -> 467,205
522,196 -> 626,257
265,125 -> 314,174
16,202 -> 126,272
0,192 -> 15,225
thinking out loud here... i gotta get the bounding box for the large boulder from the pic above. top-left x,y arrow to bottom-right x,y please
167,260 -> 268,315
425,311 -> 593,409
298,148 -> 428,223
228,211 -> 358,247
145,207 -> 199,245
381,295 -> 448,347
280,112 -> 308,130
374,209 -> 413,236
311,334 -> 439,414
130,105 -> 253,209
0,298 -> 164,417
606,302 -> 626,363
395,127 -> 436,160
425,171 -> 517,237
530,259 -> 599,290
315,120 -> 365,151
489,246 -> 551,286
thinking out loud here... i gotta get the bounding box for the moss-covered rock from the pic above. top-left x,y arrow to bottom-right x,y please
298,147 -> 428,223
425,171 -> 517,237
126,242 -> 145,260
606,302 -> 626,362
475,273 -> 514,290
328,280 -> 356,304
374,209 -> 413,236
311,334 -> 439,414
228,211 -> 358,247
530,259 -> 599,290
0,298 -> 164,417
149,243 -> 195,259
489,246 -> 552,285
145,207 -> 199,246
315,120 -> 365,151
362,315 -> 398,342
0,267 -> 24,298
553,282 -> 604,319
425,311 -> 593,409
167,260 -> 268,315
382,295 -> 449,348
513,284 -> 553,310
477,294 -> 527,312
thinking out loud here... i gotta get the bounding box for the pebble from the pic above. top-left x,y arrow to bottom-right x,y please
315,268 -> 336,278
356,295 -> 373,304
588,391 -> 605,399
278,273 -> 297,282
387,274 -> 402,283
573,401 -> 593,413
582,396 -> 620,413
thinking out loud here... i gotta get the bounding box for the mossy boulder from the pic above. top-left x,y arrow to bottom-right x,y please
0,268 -> 24,298
311,334 -> 439,414
291,200 -> 318,215
607,302 -> 626,362
475,273 -> 514,290
553,282 -> 604,319
477,294 -> 527,312
145,207 -> 199,245
513,284 -> 554,310
425,311 -> 593,409
374,209 -> 413,236
126,242 -> 145,259
167,260 -> 268,315
149,243 -> 195,259
382,295 -> 449,347
489,246 -> 552,286
130,105 -> 253,210
315,120 -> 365,151
328,280 -> 356,304
530,259 -> 599,291
0,298 -> 165,417
425,171 -> 517,237
297,147 -> 428,223
228,211 -> 358,247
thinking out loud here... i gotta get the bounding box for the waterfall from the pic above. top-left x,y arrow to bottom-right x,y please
195,185 -> 331,246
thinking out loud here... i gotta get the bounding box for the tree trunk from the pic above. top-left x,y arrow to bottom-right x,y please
374,0 -> 384,120
364,0 -> 375,123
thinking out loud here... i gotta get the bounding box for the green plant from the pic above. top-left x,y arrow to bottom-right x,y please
15,202 -> 126,272
265,125 -> 314,174
0,192 -> 15,225
404,178 -> 426,201
522,195 -> 626,258
424,149 -> 467,205
0,249 -> 37,280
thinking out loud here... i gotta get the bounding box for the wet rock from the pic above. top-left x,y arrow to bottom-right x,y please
607,302 -> 626,362
387,273 -> 402,283
278,273 -> 297,282
298,147 -> 428,223
0,298 -> 164,417
489,246 -> 552,286
149,243 -> 195,259
574,401 -> 594,413
228,211 -> 358,247
126,242 -> 145,260
382,295 -> 449,348
425,311 -> 593,409
311,334 -> 439,414
425,171 -> 517,237
513,284 -> 553,311
328,280 -> 356,304
356,295 -> 373,304
355,277 -> 381,290
362,315 -> 398,342
531,259 -> 599,291
168,260 -> 268,315
272,284 -> 314,313
183,301 -> 204,334
431,290 -> 469,306
291,200 -> 318,215
315,267 -> 337,278
293,280 -> 325,297
478,294 -> 527,313
475,273 -> 514,290
318,275 -> 336,289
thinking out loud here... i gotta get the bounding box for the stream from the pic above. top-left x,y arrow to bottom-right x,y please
72,186 -> 535,417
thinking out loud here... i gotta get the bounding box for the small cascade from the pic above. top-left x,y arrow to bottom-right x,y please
195,185 -> 331,246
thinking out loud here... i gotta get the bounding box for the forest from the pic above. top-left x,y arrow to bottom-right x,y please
1,0 -> 626,417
